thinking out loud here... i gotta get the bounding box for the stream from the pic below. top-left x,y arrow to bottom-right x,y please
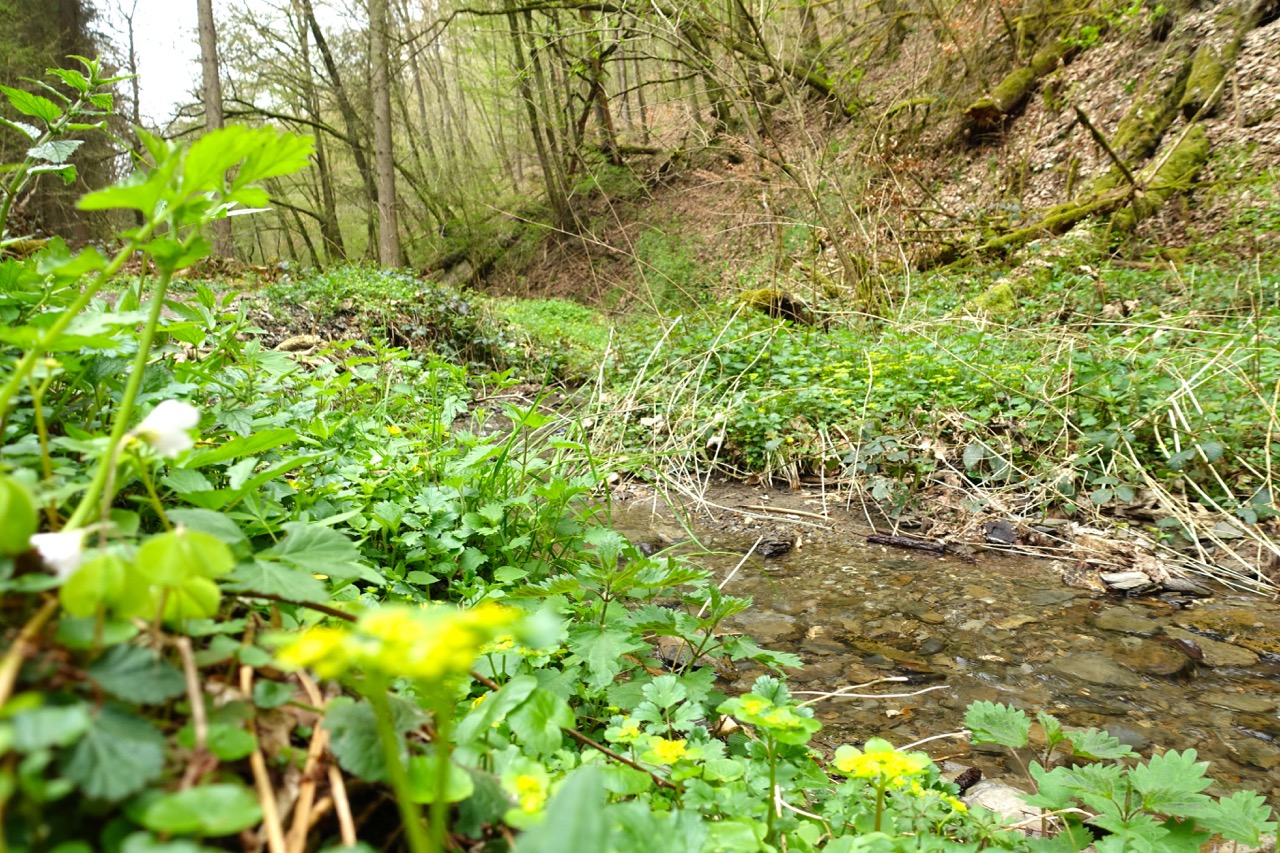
615,506 -> 1280,805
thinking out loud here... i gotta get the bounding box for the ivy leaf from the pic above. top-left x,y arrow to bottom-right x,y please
88,645 -> 186,704
513,767 -> 610,853
136,783 -> 263,836
965,700 -> 1030,749
11,702 -> 91,751
508,691 -> 573,756
60,706 -> 165,801
1129,750 -> 1212,815
1063,727 -> 1138,761
225,559 -> 327,603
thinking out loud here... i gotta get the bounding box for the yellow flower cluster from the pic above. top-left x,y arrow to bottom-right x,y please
278,602 -> 521,682
831,738 -> 932,784
647,738 -> 688,764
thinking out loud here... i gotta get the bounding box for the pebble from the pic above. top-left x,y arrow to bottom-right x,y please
1201,692 -> 1278,714
1052,654 -> 1143,688
1104,724 -> 1153,752
1124,639 -> 1194,678
1094,607 -> 1159,635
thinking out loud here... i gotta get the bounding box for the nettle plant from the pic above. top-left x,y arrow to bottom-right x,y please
966,701 -> 1276,852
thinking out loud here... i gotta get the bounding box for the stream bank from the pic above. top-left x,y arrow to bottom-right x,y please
612,487 -> 1280,808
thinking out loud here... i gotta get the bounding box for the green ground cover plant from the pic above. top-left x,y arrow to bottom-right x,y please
0,71 -> 1274,852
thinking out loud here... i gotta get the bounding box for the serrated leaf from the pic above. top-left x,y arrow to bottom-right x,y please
60,706 -> 165,800
166,508 -> 246,547
513,767 -> 610,853
640,674 -> 687,710
1036,711 -> 1064,748
137,784 -> 263,835
568,626 -> 647,690
225,559 -> 327,603
1,85 -> 62,122
1198,440 -> 1225,463
27,139 -> 82,164
965,700 -> 1030,748
1129,750 -> 1212,815
253,680 -> 294,709
584,526 -> 626,567
88,645 -> 186,704
1197,790 -> 1278,845
1063,727 -> 1138,761
11,702 -> 91,751
261,522 -> 378,584
508,691 -> 573,756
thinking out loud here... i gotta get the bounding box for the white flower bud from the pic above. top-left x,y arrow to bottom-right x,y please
134,400 -> 200,458
30,530 -> 85,579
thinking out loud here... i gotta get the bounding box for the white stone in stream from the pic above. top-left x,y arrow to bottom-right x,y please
961,781 -> 1043,834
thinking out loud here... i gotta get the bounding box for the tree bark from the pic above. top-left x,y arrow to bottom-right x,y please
370,0 -> 402,265
196,0 -> 233,257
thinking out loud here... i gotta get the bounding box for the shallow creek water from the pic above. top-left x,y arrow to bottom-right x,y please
615,508 -> 1280,805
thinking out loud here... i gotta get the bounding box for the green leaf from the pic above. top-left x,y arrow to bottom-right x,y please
965,700 -> 1030,748
252,680 -> 295,709
261,522 -> 380,585
584,526 -> 626,567
60,706 -> 165,801
455,675 -> 538,744
136,783 -> 263,836
137,529 -> 234,584
1,85 -> 62,122
324,697 -> 420,783
568,626 -> 647,690
508,691 -> 573,756
27,139 -> 82,163
407,754 -> 476,803
46,67 -> 90,92
59,553 -> 128,617
1129,750 -> 1212,815
513,767 -> 610,853
225,559 -> 327,603
1197,790 -> 1278,845
1063,727 -> 1138,761
166,508 -> 246,547
183,428 -> 296,469
0,475 -> 38,555
178,723 -> 257,761
963,442 -> 985,470
88,645 -> 186,704
11,703 -> 91,751
1036,711 -> 1064,749
119,832 -> 222,853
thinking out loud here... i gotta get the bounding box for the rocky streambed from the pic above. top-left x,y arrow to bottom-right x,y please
615,505 -> 1280,805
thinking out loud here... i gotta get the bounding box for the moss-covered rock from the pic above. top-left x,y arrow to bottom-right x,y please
970,281 -> 1018,316
1178,45 -> 1226,119
1111,124 -> 1210,231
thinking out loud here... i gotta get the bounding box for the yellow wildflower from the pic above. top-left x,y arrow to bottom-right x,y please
649,738 -> 688,764
275,627 -> 349,678
832,738 -> 931,784
386,425 -> 401,435
513,774 -> 547,813
607,718 -> 643,744
737,696 -> 770,716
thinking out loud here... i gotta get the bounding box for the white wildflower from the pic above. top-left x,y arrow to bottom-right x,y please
30,530 -> 85,579
134,400 -> 200,458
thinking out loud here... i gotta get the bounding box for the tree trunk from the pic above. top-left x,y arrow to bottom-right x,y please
196,0 -> 233,257
369,0 -> 401,266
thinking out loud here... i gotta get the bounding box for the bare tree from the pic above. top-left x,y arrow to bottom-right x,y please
197,0 -> 233,257
370,0 -> 402,265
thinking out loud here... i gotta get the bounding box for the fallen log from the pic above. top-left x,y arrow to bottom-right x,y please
962,39 -> 1080,134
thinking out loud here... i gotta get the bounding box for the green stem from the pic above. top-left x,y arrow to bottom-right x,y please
0,224 -> 156,420
368,687 -> 434,853
65,264 -> 172,531
135,454 -> 172,531
430,698 -> 453,853
874,780 -> 885,833
766,733 -> 778,842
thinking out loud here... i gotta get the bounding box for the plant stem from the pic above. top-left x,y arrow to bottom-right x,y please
368,687 -> 434,853
430,697 -> 453,853
0,597 -> 59,709
766,733 -> 778,842
65,264 -> 173,531
874,781 -> 886,832
0,225 -> 155,421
